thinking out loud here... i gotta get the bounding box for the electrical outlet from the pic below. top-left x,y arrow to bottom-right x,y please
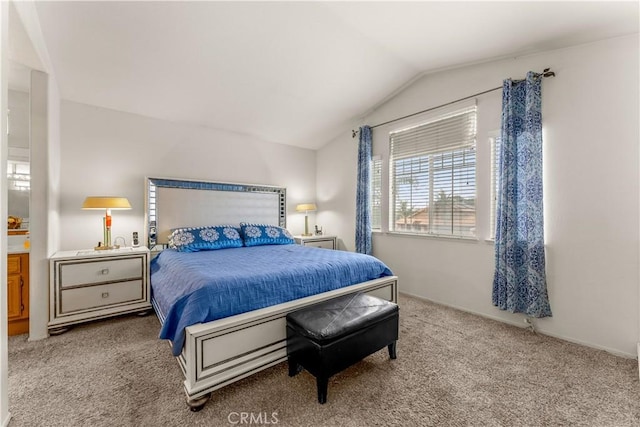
132,231 -> 139,247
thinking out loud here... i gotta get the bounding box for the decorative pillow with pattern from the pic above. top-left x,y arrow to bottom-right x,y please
240,223 -> 295,247
168,225 -> 243,252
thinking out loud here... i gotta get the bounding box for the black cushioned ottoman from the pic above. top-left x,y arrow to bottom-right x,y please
286,292 -> 399,404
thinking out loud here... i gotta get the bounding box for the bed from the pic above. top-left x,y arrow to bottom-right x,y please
145,177 -> 399,410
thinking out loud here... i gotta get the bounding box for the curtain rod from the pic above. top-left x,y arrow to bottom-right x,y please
351,68 -> 555,138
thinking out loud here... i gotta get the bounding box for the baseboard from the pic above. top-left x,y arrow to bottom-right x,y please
637,342 -> 640,380
399,291 -> 527,329
399,291 -> 636,359
27,332 -> 48,342
539,329 -> 635,359
2,412 -> 11,427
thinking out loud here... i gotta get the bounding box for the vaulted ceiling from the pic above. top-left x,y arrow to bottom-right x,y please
15,1 -> 640,149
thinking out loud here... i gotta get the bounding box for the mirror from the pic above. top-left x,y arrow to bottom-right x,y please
8,62 -> 31,230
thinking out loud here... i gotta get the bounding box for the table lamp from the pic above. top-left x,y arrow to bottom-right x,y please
82,196 -> 132,250
296,203 -> 317,237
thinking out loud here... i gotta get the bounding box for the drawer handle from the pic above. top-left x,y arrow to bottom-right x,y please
100,268 -> 110,275
102,292 -> 109,299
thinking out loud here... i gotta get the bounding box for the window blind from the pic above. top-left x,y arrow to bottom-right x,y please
390,106 -> 477,237
390,107 -> 477,159
371,157 -> 382,230
490,135 -> 502,239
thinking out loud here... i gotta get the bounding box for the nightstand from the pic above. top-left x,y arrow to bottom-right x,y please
294,235 -> 337,250
48,246 -> 151,333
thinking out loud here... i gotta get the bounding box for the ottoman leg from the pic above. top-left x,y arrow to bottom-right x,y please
316,376 -> 328,404
288,358 -> 302,377
388,341 -> 397,359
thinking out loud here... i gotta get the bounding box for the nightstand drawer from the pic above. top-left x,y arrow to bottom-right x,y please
59,257 -> 143,288
60,280 -> 144,313
304,240 -> 335,249
294,235 -> 337,250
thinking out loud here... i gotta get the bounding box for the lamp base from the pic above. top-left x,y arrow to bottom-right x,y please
94,245 -> 121,251
303,215 -> 312,238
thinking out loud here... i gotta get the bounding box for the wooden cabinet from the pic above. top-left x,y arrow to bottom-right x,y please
49,247 -> 151,332
294,235 -> 337,250
8,253 -> 29,336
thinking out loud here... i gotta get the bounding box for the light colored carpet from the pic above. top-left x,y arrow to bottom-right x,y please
8,294 -> 640,426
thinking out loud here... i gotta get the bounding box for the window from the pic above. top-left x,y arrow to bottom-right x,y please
389,106 -> 477,237
371,156 -> 382,231
490,134 -> 502,239
7,160 -> 30,191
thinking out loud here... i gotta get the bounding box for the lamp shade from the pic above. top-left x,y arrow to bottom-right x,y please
296,203 -> 317,212
82,196 -> 132,210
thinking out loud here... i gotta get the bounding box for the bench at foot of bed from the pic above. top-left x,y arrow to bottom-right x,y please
286,292 -> 399,404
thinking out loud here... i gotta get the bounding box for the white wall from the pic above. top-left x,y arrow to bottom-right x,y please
317,35 -> 639,357
7,89 -> 28,150
47,80 -> 60,265
316,130 -> 358,250
27,70 -> 61,342
0,3 -> 10,424
1,67 -> 61,405
59,101 -> 317,252
7,0 -> 62,347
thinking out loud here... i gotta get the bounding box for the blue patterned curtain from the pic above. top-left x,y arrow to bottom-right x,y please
492,72 -> 552,318
355,126 -> 372,255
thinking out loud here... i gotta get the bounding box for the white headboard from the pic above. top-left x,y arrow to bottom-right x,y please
145,177 -> 287,249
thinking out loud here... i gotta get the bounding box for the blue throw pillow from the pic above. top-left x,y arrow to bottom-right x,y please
168,225 -> 243,252
240,223 -> 295,247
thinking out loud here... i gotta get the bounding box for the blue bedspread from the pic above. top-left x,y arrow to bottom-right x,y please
150,244 -> 393,355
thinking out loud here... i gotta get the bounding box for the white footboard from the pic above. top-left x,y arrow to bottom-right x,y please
176,276 -> 398,403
